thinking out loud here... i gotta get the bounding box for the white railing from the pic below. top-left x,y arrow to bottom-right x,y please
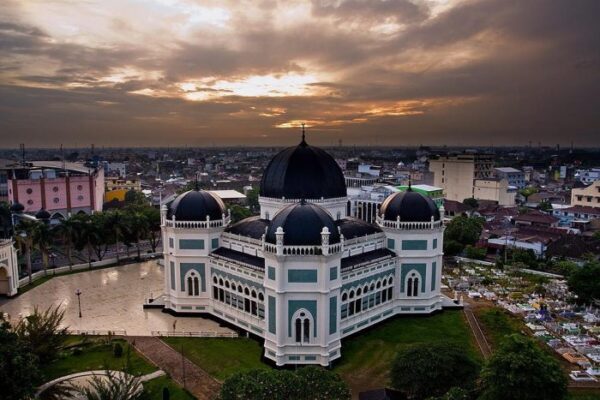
259,196 -> 348,204
263,242 -> 343,256
210,253 -> 264,273
151,330 -> 238,338
67,329 -> 127,336
376,217 -> 442,230
164,217 -> 230,229
221,232 -> 263,247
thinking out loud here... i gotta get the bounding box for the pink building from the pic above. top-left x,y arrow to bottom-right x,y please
8,161 -> 104,219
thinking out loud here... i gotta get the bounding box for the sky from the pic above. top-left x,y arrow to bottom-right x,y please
0,0 -> 599,148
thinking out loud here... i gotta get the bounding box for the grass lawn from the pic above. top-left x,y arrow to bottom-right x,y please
334,310 -> 480,395
41,337 -> 157,382
162,337 -> 269,382
475,307 -> 522,348
143,375 -> 196,400
568,389 -> 600,400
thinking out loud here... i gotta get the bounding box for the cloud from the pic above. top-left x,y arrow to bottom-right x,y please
0,0 -> 599,147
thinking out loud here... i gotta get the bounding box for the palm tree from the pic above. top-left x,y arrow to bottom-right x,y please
72,370 -> 144,400
130,212 -> 149,260
32,222 -> 53,275
71,214 -> 97,268
53,218 -> 77,269
108,210 -> 124,264
15,220 -> 37,284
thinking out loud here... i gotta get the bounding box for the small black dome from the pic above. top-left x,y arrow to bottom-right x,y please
10,202 -> 24,213
265,202 -> 340,246
167,190 -> 226,221
35,209 -> 51,220
260,137 -> 346,199
380,190 -> 440,222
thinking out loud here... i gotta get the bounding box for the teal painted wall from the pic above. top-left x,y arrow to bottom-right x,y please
180,263 -> 206,292
329,296 -> 337,334
401,263 -> 427,293
268,266 -> 276,280
387,238 -> 395,249
288,300 -> 317,336
431,261 -> 437,291
268,296 -> 276,334
402,240 -> 427,250
288,269 -> 318,283
211,238 -> 219,249
179,239 -> 205,250
170,261 -> 175,290
329,266 -> 338,280
433,238 -> 438,249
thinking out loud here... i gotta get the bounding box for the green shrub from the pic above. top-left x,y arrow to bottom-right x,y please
113,342 -> 123,358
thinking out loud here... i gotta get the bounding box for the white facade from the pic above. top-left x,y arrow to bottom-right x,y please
160,195 -> 446,366
0,240 -> 19,297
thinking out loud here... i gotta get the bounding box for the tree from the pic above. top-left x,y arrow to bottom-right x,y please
15,219 -> 37,284
71,214 -> 97,267
72,370 -> 144,400
53,218 -> 78,267
567,261 -> 600,304
390,343 -> 480,399
518,186 -> 538,203
230,204 -> 252,223
465,245 -> 486,260
443,239 -> 464,257
32,221 -> 54,274
122,212 -> 148,260
479,334 -> 567,400
553,260 -> 578,277
444,215 -> 484,248
0,201 -> 12,238
537,200 -> 553,212
124,190 -> 148,206
14,305 -> 67,364
107,210 -> 125,263
219,367 -> 351,400
462,197 -> 479,209
246,188 -> 259,211
0,315 -> 40,400
594,230 -> 600,240
140,206 -> 161,253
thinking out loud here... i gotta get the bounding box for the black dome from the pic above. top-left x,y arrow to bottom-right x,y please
35,209 -> 51,220
167,190 -> 226,221
265,202 -> 340,246
10,202 -> 24,213
260,137 -> 346,199
380,190 -> 440,222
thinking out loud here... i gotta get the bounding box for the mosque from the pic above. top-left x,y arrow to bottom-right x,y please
160,130 -> 450,366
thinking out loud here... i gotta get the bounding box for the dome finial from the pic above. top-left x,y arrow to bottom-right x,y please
301,122 -> 306,145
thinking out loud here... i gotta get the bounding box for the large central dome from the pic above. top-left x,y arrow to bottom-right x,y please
260,134 -> 346,199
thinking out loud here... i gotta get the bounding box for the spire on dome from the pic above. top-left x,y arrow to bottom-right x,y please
300,122 -> 307,146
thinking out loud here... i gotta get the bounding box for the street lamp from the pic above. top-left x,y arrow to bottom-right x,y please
75,289 -> 82,318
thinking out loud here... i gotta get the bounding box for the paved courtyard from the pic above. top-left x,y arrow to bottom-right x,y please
0,261 -> 232,336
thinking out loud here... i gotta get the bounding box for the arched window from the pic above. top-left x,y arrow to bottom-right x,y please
213,276 -> 218,284
349,290 -> 355,299
225,280 -> 230,289
219,278 -> 223,286
388,276 -> 394,285
413,278 -> 419,297
355,298 -> 362,313
237,285 -> 243,293
341,292 -> 348,302
406,272 -> 419,297
251,290 -> 257,298
376,281 -> 381,289
293,310 -> 312,344
186,272 -> 200,296
357,288 -> 362,296
407,278 -> 413,297
244,287 -> 250,296
258,292 -> 264,302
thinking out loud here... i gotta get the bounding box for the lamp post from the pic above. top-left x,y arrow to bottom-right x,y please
75,289 -> 82,318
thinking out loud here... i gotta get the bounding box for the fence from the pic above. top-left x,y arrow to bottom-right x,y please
151,330 -> 239,338
18,252 -> 161,288
66,329 -> 128,336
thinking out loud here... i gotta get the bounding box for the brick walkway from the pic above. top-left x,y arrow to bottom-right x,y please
128,336 -> 221,400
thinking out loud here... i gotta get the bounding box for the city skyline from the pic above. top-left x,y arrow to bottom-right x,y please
1,0 -> 599,147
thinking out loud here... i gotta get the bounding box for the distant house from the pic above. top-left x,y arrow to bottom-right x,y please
513,210 -> 559,228
552,205 -> 600,229
494,167 -> 526,189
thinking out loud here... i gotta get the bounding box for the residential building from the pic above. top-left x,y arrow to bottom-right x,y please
576,168 -> 600,185
7,161 -> 104,219
473,178 -> 516,206
494,167 -> 526,189
428,153 -> 494,202
158,134 -> 450,367
571,181 -> 600,208
397,184 -> 443,208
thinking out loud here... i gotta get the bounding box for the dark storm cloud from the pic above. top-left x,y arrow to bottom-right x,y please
0,0 -> 599,147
